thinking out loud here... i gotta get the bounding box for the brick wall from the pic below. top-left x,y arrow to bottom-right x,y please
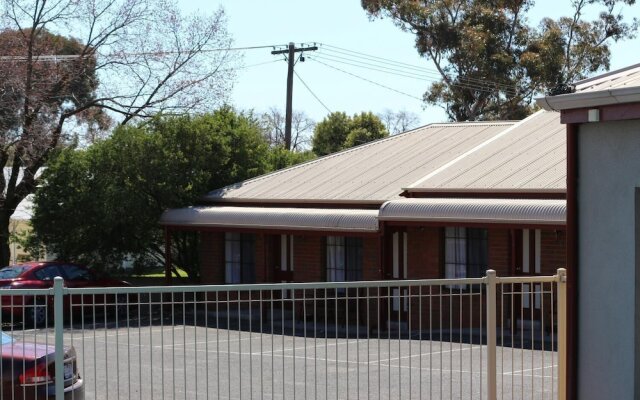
488,228 -> 510,275
292,235 -> 323,282
255,234 -> 267,283
406,227 -> 441,279
363,236 -> 382,280
199,231 -> 224,284
540,229 -> 566,275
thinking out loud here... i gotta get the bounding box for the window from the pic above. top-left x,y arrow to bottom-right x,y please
225,233 -> 256,284
279,234 -> 294,274
444,227 -> 488,283
392,232 -> 408,312
62,265 -> 94,281
0,266 -> 29,279
33,265 -> 63,281
326,236 -> 362,282
521,229 -> 541,274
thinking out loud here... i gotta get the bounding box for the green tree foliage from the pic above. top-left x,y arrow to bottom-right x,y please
0,0 -> 236,266
312,112 -> 389,156
266,147 -> 316,171
30,108 -> 269,281
362,0 -> 638,121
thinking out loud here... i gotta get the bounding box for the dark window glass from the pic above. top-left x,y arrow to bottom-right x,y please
444,227 -> 488,281
0,266 -> 29,279
33,265 -> 63,281
62,265 -> 94,281
326,236 -> 363,282
225,233 -> 256,284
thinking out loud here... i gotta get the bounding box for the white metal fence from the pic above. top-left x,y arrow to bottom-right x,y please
0,269 -> 566,399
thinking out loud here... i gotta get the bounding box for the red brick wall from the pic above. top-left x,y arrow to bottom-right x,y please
292,235 -> 323,282
197,227 -> 566,331
199,232 -> 225,284
363,237 -> 381,280
541,229 -> 566,275
406,227 -> 442,279
488,228 -> 511,275
198,228 -> 565,283
255,234 -> 267,283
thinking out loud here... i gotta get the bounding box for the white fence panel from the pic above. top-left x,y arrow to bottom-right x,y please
0,269 -> 566,400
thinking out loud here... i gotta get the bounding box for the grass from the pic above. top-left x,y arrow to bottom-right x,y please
134,266 -> 189,278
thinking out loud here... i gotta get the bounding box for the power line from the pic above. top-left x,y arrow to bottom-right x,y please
311,53 -> 513,96
317,49 -> 516,94
0,44 -> 288,62
315,51 -> 443,79
308,56 -> 423,101
313,52 -> 514,95
319,43 -> 518,93
293,70 -> 331,114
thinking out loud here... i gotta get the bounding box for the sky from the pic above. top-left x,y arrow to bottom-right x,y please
178,0 -> 639,126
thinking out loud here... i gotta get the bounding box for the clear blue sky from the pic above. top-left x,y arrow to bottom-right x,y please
179,0 -> 638,125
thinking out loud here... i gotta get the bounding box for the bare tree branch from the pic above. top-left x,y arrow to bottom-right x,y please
0,0 -> 237,264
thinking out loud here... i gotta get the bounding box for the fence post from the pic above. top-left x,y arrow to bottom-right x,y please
486,269 -> 497,400
54,276 -> 65,400
557,268 -> 567,400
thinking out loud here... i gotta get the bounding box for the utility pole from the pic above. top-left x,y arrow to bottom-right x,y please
271,42 -> 318,150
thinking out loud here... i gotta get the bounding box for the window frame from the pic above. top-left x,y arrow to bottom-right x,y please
224,233 -> 256,284
443,227 -> 488,289
325,236 -> 363,282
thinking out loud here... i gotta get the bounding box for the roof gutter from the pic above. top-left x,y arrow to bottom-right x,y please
402,188 -> 566,194
537,87 -> 640,111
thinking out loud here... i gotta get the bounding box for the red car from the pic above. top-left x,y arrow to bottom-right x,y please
0,262 -> 132,326
0,331 -> 84,399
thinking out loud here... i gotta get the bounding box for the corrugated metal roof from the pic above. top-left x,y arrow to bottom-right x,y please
205,122 -> 514,203
537,64 -> 640,111
160,206 -> 379,232
575,63 -> 640,93
379,198 -> 566,225
406,111 -> 565,192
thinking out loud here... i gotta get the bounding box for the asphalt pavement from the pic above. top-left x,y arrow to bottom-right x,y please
18,313 -> 558,400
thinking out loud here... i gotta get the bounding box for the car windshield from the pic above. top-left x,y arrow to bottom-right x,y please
0,266 -> 29,279
0,332 -> 13,345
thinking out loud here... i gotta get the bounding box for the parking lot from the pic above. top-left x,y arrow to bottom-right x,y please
16,316 -> 558,400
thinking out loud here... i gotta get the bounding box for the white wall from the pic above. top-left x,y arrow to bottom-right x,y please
578,119 -> 640,399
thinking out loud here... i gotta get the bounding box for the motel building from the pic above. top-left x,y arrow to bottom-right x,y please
164,62 -> 640,399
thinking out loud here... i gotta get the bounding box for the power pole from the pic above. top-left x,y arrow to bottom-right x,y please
271,42 -> 318,150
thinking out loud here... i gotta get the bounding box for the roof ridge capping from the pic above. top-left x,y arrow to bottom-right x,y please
536,63 -> 640,111
203,120 -> 514,201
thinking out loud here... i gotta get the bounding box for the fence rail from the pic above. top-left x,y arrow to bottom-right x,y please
0,269 -> 566,399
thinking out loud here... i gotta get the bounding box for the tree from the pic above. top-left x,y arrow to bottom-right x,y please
266,147 -> 316,171
362,0 -> 638,121
29,108 -> 269,281
260,108 -> 315,151
312,111 -> 389,156
0,0 -> 236,266
378,109 -> 420,134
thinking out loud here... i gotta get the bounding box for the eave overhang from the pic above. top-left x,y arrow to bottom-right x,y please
379,198 -> 566,226
160,206 -> 380,233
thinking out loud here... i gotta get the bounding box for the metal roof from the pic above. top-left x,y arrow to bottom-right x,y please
379,198 -> 566,226
204,122 -> 514,204
574,63 -> 640,93
160,206 -> 379,232
405,111 -> 565,192
537,63 -> 640,111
